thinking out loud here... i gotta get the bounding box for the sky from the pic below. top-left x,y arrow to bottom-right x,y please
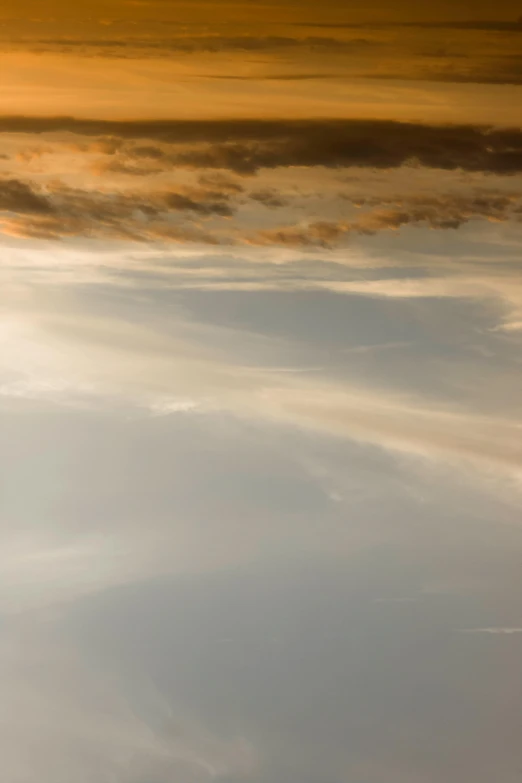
1,1 -> 522,782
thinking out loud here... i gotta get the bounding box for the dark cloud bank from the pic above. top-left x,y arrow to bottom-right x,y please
2,118 -> 522,175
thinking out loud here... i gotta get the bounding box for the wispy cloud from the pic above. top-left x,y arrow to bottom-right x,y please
1,259 -> 522,484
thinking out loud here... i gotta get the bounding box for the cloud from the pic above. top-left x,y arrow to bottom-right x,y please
249,189 -> 288,209
350,192 -> 521,231
197,173 -> 245,194
0,179 -> 242,241
295,19 -> 522,32
6,34 -> 375,57
385,20 -> 522,32
363,60 -> 522,87
2,119 -> 522,175
163,190 -> 235,217
460,627 -> 522,634
4,142 -> 522,249
0,178 -> 54,215
198,72 -> 345,81
90,157 -> 167,177
2,114 -> 522,259
4,25 -> 522,87
251,221 -> 349,248
168,125 -> 522,176
247,191 -> 522,247
1,270 -> 522,480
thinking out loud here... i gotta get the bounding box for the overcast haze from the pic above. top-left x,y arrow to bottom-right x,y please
1,1 -> 522,781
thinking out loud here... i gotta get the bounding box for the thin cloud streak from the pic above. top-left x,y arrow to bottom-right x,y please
1,268 -> 522,481
460,627 -> 522,634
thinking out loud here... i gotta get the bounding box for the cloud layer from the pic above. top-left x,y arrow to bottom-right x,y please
2,118 -> 522,245
2,118 -> 522,173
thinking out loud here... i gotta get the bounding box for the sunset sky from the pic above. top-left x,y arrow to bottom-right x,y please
1,2 -> 522,782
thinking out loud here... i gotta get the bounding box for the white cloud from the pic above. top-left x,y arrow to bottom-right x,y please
1,247 -> 522,480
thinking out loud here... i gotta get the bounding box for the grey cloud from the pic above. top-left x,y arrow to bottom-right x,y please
2,118 -> 522,176
249,189 -> 287,209
251,221 -> 349,248
3,176 -> 521,246
295,19 -> 522,31
6,28 -> 522,87
3,213 -> 220,244
348,192 -> 520,212
198,173 -> 245,195
363,56 -> 522,87
248,191 -> 522,247
172,129 -> 522,176
2,34 -> 376,56
0,178 -> 54,215
197,72 -> 344,81
384,19 -> 522,32
0,180 -> 242,241
164,191 -> 234,217
350,193 -> 521,233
